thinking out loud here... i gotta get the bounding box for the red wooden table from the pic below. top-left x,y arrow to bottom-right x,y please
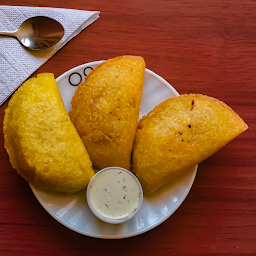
0,0 -> 255,255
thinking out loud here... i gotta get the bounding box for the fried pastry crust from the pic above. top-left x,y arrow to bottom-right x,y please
132,94 -> 248,194
69,56 -> 145,170
4,73 -> 95,194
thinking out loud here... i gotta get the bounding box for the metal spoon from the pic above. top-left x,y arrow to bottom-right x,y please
0,16 -> 65,50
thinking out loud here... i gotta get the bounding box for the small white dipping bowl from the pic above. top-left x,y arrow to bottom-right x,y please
87,167 -> 143,224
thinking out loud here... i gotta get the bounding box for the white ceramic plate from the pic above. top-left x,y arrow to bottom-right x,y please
30,61 -> 197,239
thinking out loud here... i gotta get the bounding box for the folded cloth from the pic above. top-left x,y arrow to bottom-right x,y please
0,5 -> 100,106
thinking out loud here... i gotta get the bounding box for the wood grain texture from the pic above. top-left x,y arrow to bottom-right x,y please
0,0 -> 255,255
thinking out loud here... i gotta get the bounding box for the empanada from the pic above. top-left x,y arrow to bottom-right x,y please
132,94 -> 248,194
4,73 -> 95,194
69,56 -> 145,170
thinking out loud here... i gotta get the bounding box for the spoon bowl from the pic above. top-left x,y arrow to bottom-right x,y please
0,16 -> 65,50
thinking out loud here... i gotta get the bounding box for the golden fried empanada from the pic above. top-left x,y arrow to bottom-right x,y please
132,94 -> 248,194
69,56 -> 145,170
4,73 -> 95,194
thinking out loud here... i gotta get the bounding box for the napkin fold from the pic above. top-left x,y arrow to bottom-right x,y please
0,5 -> 100,106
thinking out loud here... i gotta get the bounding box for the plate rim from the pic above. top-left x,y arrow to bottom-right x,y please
55,60 -> 180,97
30,166 -> 197,239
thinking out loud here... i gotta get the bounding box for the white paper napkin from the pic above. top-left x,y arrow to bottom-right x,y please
0,5 -> 100,105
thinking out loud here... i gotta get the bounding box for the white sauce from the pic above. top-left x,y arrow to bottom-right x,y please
89,168 -> 141,220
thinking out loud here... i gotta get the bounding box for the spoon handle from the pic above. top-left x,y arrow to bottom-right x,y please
0,30 -> 18,37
